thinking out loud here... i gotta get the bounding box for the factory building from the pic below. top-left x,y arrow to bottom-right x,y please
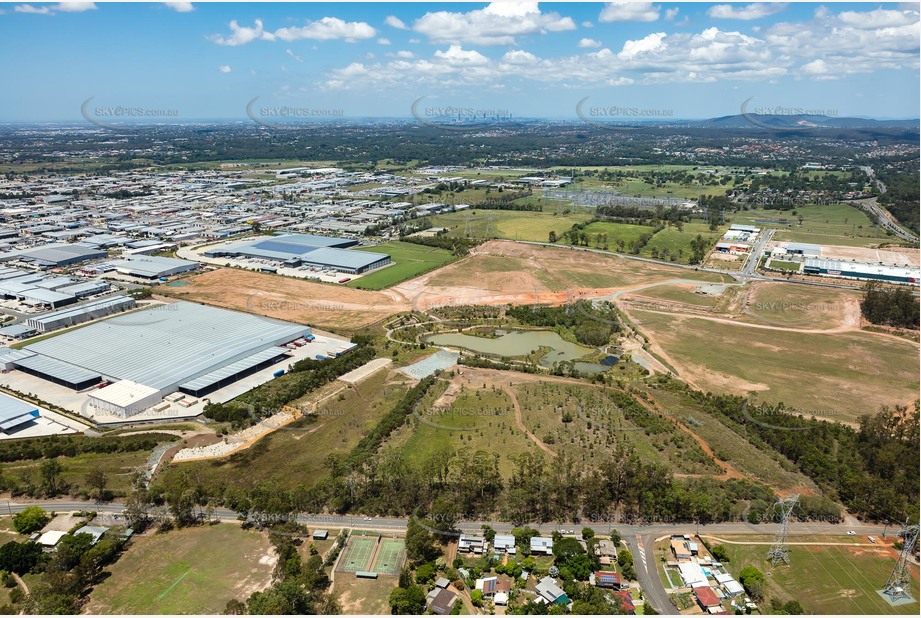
803,258 -> 920,285
0,393 -> 40,434
203,233 -> 391,274
103,255 -> 200,279
25,295 -> 136,333
0,243 -> 107,268
7,302 -> 311,417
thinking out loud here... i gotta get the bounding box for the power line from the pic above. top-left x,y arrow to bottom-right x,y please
766,495 -> 799,566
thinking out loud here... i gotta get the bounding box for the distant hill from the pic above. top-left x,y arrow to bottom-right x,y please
698,114 -> 919,130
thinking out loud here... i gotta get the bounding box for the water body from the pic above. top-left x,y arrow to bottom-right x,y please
426,329 -> 600,370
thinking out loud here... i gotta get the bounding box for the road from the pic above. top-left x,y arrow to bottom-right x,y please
856,166 -> 919,243
741,228 -> 774,277
6,498 -> 895,615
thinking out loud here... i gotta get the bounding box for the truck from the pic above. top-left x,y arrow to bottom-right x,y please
338,277 -> 351,283
305,334 -> 315,342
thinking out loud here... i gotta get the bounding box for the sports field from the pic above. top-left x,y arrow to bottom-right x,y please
347,241 -> 456,290
84,524 -> 275,615
338,535 -> 378,572
720,536 -> 919,615
371,538 -> 406,575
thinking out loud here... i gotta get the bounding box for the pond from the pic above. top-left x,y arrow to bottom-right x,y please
425,329 -> 605,370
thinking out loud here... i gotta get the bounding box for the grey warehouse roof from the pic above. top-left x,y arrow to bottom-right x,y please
23,301 -> 308,391
0,393 -> 39,430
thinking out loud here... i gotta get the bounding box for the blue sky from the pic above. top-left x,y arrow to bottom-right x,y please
1,2 -> 919,122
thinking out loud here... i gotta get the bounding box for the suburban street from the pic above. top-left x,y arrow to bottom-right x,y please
5,498 -> 897,615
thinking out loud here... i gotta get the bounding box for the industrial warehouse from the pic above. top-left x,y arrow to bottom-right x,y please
803,258 -> 920,285
202,233 -> 391,275
0,301 -> 346,418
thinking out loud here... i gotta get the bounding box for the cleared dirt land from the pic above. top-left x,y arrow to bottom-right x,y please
85,523 -> 275,615
162,241 -> 729,326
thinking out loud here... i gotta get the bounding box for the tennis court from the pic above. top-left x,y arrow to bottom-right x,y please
337,536 -> 377,573
371,538 -> 406,576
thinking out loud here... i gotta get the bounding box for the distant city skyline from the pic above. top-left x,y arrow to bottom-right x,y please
1,1 -> 919,122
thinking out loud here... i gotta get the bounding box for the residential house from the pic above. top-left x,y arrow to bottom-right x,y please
530,536 -> 554,555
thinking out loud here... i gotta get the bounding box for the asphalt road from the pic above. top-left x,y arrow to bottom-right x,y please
6,498 -> 893,615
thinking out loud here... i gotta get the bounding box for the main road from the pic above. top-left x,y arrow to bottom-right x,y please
6,499 -> 894,615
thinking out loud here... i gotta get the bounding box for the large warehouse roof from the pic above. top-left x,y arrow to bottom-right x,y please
23,301 -> 308,391
0,243 -> 106,266
108,255 -> 199,278
0,393 -> 39,431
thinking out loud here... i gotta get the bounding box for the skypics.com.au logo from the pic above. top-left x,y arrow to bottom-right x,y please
246,97 -> 345,130
740,97 -> 839,132
576,96 -> 673,130
411,96 -> 513,131
81,97 -> 180,130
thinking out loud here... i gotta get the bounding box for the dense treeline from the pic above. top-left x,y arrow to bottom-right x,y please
686,388 -> 919,521
860,281 -> 920,330
203,340 -> 376,426
0,432 -> 172,463
875,163 -> 920,234
399,233 -> 483,257
507,301 -> 620,347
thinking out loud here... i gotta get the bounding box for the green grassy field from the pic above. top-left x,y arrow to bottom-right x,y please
160,371 -> 409,493
719,536 -> 919,615
7,450 -> 161,496
627,283 -> 725,308
769,260 -> 802,271
580,221 -> 658,248
732,204 -> 904,247
632,310 -> 919,422
429,209 -> 592,242
639,222 -> 726,263
386,383 -> 536,477
85,524 -> 274,614
347,241 -> 456,290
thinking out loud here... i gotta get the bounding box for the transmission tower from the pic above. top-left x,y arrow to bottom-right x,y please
881,523 -> 919,602
766,494 -> 799,566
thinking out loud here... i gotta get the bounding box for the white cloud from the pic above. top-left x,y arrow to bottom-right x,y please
286,49 -> 303,63
274,17 -> 376,43
164,2 -> 193,12
838,8 -> 919,29
413,2 -> 576,46
321,7 -> 920,91
218,65 -> 231,73
392,50 -> 414,59
384,15 -> 407,30
599,2 -> 660,23
578,38 -> 602,48
665,8 -> 680,21
377,37 -> 391,45
582,20 -> 593,28
208,19 -> 273,46
15,2 -> 96,14
708,3 -> 788,21
210,17 -> 376,45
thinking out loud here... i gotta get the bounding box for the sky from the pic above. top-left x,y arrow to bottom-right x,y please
0,1 -> 919,122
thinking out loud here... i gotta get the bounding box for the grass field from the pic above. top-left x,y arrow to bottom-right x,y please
160,370 -> 409,493
640,222 -> 725,263
732,204 -> 904,247
626,283 -> 725,308
7,450 -> 160,496
85,524 -> 274,615
632,310 -> 919,422
339,536 -> 378,572
718,536 -> 919,615
580,221 -> 657,248
347,241 -> 456,290
371,538 -> 406,575
769,260 -> 802,271
741,282 -> 862,329
335,574 -> 398,615
429,209 -> 592,242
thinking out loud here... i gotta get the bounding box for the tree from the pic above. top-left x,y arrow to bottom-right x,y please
124,489 -> 152,530
414,563 -> 436,585
12,506 -> 49,534
739,566 -> 764,596
388,584 -> 427,614
548,231 -> 557,243
86,467 -> 108,501
617,549 -> 633,568
39,459 -> 64,496
470,590 -> 484,607
405,517 -> 439,564
610,530 -> 621,546
581,528 -> 595,540
709,544 -> 730,563
224,599 -> 246,614
0,542 -> 43,575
